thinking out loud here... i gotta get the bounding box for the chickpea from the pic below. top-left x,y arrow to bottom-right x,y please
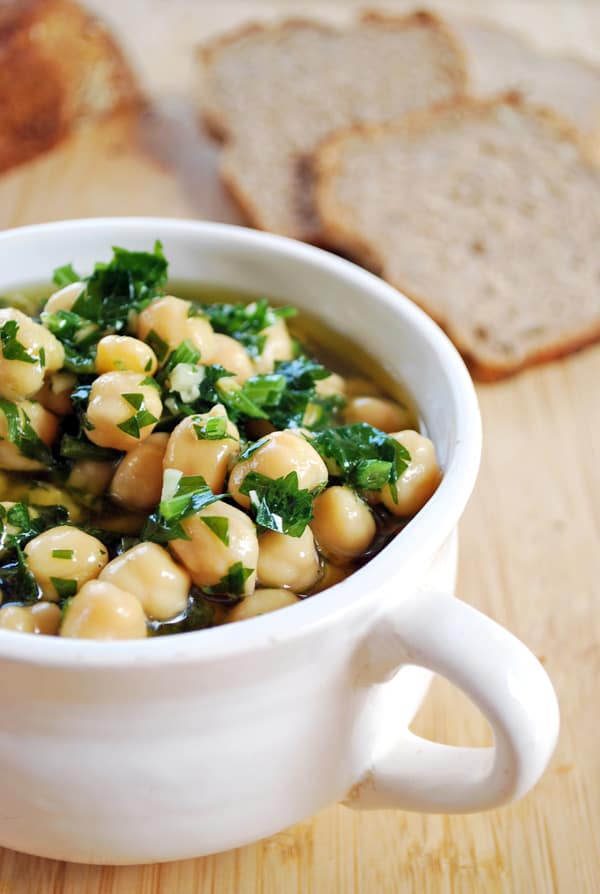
110,432 -> 168,511
170,501 -> 258,593
68,460 -> 115,497
24,525 -> 108,601
34,372 -> 76,416
311,486 -> 376,562
0,308 -> 64,401
164,405 -> 239,493
344,396 -> 413,433
136,296 -> 214,360
311,561 -> 355,594
13,482 -> 82,523
43,281 -> 84,314
229,430 -> 328,510
257,527 -> 320,592
0,399 -> 59,471
60,580 -> 147,640
29,601 -> 62,635
100,542 -> 189,621
227,588 -> 300,623
345,376 -> 380,397
96,335 -> 158,376
208,333 -> 253,383
381,430 -> 441,517
86,371 -> 162,452
0,604 -> 36,633
315,372 -> 346,398
253,318 -> 294,374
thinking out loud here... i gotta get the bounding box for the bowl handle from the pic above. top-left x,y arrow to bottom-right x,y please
346,589 -> 559,813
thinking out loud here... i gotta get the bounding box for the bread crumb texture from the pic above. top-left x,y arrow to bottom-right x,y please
315,98 -> 600,380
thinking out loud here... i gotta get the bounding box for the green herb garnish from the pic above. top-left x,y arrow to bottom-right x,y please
201,299 -> 295,359
0,399 -> 54,466
0,320 -> 36,364
202,561 -> 253,597
310,423 -> 411,493
52,263 -> 80,288
239,470 -> 316,537
117,393 -> 158,440
50,577 -> 78,599
142,474 -> 224,543
193,416 -> 231,441
51,549 -> 74,560
200,515 -> 229,545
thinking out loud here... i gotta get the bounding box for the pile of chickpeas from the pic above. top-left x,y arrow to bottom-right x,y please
0,280 -> 441,639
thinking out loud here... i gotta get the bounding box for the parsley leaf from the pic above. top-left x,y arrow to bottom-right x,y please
201,300 -> 295,359
50,577 -> 78,599
0,399 -> 54,466
310,423 -> 411,492
200,515 -> 229,545
42,309 -> 99,374
52,263 -> 80,288
0,320 -> 37,364
0,502 -> 69,558
59,434 -> 121,462
142,474 -> 224,543
193,416 -> 231,441
68,241 -> 168,332
202,561 -> 253,597
239,470 -> 316,536
117,393 -> 158,440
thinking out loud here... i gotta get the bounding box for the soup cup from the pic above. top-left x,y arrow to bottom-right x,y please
0,218 -> 559,864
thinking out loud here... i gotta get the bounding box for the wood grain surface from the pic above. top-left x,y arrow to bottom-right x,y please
1,2 -> 599,891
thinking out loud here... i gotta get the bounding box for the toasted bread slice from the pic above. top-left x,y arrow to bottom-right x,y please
452,18 -> 600,153
0,0 -> 141,173
198,11 -> 466,241
315,96 -> 600,380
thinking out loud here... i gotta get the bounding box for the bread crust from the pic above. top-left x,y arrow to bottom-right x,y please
197,10 -> 468,240
314,95 -> 600,380
0,0 -> 142,174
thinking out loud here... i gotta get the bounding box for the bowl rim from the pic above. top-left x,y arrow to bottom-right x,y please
0,218 -> 481,667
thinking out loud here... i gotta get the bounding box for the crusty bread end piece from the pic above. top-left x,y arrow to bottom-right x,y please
315,96 -> 600,380
451,17 -> 600,155
0,0 -> 141,174
198,11 -> 467,242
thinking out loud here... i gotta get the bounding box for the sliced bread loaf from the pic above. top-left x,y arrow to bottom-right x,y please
198,11 -> 466,241
0,0 -> 141,174
314,96 -> 600,380
452,18 -> 600,153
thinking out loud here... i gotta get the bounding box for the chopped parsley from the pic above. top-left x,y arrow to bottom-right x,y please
201,299 -> 295,358
0,399 -> 54,466
239,470 -> 316,537
310,423 -> 411,493
50,577 -> 78,599
51,549 -> 74,560
42,309 -> 99,374
193,416 -> 231,441
142,473 -> 224,543
0,319 -> 36,364
68,242 -> 168,331
59,434 -> 121,462
0,503 -> 69,557
202,561 -> 253,597
200,515 -> 229,545
117,393 -> 158,439
52,263 -> 80,288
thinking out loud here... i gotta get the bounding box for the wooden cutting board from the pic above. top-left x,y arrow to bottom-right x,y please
1,2 -> 599,892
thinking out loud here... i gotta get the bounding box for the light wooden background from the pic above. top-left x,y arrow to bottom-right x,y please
1,2 -> 600,891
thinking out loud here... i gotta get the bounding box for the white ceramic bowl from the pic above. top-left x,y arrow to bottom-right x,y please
0,219 -> 559,865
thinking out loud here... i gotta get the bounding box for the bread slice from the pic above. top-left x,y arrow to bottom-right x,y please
198,11 -> 467,242
315,96 -> 600,380
0,0 -> 141,174
452,18 -> 600,154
